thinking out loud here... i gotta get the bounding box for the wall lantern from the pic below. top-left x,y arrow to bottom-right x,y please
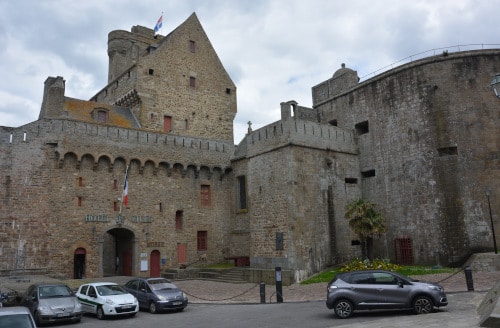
490,73 -> 500,98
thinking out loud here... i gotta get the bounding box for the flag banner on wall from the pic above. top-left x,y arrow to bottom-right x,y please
122,166 -> 129,207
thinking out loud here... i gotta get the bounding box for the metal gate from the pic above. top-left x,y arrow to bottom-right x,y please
394,236 -> 413,265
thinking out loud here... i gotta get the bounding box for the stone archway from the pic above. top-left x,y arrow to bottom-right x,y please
103,228 -> 135,276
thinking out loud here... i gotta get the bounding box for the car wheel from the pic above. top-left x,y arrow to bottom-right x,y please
412,296 -> 433,314
149,301 -> 157,314
96,306 -> 105,320
333,299 -> 353,319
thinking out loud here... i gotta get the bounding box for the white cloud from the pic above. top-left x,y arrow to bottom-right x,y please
1,0 -> 499,142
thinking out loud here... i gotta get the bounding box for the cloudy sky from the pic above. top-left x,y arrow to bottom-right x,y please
1,0 -> 498,143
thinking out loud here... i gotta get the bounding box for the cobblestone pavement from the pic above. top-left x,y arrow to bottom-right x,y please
1,271 -> 499,327
2,270 -> 498,304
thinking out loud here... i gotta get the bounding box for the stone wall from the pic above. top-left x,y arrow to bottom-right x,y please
314,50 -> 500,265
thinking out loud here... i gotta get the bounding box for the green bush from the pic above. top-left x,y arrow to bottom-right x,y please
340,258 -> 402,272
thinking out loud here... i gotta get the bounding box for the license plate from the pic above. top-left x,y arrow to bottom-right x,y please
121,305 -> 132,309
172,301 -> 182,305
56,312 -> 70,317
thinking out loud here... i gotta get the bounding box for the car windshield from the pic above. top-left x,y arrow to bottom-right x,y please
148,279 -> 177,291
96,285 -> 126,296
39,286 -> 73,299
0,314 -> 35,328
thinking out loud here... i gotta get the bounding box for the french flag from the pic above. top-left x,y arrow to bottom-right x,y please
154,15 -> 163,34
122,167 -> 129,207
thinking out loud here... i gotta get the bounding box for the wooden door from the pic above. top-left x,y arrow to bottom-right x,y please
150,250 -> 161,277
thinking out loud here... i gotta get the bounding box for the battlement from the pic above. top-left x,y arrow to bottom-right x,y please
2,119 -> 234,172
235,116 -> 357,159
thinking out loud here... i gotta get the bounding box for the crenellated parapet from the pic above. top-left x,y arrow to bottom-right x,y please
3,119 -> 233,179
233,115 -> 358,160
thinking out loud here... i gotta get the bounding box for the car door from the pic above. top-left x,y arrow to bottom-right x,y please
24,285 -> 38,316
347,272 -> 382,307
86,286 -> 99,314
137,280 -> 150,308
125,280 -> 141,306
371,272 -> 411,307
77,285 -> 90,313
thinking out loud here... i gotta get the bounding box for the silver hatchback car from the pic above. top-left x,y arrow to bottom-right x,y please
326,270 -> 448,318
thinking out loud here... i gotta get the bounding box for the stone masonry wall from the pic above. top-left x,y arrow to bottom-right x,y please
314,50 -> 500,265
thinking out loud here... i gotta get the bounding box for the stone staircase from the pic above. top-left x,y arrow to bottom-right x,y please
199,268 -> 248,284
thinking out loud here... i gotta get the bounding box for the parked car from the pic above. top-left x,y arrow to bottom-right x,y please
22,283 -> 82,325
76,282 -> 138,319
123,277 -> 188,313
326,269 -> 448,319
0,290 -> 8,308
0,306 -> 37,328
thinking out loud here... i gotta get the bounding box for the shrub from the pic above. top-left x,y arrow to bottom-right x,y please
339,258 -> 402,272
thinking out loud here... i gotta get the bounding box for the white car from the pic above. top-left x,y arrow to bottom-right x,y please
76,282 -> 138,320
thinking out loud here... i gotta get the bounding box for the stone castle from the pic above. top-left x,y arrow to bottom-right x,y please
0,13 -> 498,282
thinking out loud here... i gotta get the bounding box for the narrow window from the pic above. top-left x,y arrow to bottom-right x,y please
197,231 -> 207,251
361,170 -> 376,178
164,116 -> 172,132
148,68 -> 154,75
201,185 -> 211,207
328,119 -> 338,126
226,88 -> 231,94
78,177 -> 83,187
175,210 -> 183,230
355,121 -> 369,135
437,146 -> 458,156
184,119 -> 189,130
77,197 -> 82,207
113,179 -> 117,190
114,201 -> 118,211
190,76 -> 196,88
345,178 -> 358,184
237,176 -> 247,210
189,40 -> 196,53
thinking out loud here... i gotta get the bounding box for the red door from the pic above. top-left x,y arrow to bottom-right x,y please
164,116 -> 172,132
122,249 -> 132,276
177,244 -> 187,267
150,250 -> 161,277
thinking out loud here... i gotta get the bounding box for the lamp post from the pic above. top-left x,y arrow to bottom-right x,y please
486,191 -> 498,254
490,73 -> 500,98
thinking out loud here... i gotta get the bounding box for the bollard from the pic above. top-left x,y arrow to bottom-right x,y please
464,266 -> 474,291
260,281 -> 266,303
275,267 -> 283,303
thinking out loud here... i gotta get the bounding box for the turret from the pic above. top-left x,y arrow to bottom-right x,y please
39,76 -> 65,120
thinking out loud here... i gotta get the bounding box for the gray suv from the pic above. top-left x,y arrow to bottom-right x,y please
326,270 -> 448,318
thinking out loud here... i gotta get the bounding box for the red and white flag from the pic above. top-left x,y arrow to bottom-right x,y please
122,166 -> 129,207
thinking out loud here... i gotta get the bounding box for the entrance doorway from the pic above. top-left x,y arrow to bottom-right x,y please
74,248 -> 86,279
103,228 -> 135,276
150,250 -> 160,277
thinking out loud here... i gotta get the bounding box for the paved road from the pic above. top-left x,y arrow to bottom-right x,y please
68,292 -> 485,328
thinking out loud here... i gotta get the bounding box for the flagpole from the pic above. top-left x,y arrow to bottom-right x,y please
120,164 -> 129,214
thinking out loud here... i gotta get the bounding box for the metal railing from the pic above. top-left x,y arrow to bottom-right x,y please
360,44 -> 500,81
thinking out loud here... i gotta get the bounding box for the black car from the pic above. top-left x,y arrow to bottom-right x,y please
124,278 -> 188,313
326,270 -> 448,319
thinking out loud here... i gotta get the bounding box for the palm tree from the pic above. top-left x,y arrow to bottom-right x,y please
345,199 -> 387,260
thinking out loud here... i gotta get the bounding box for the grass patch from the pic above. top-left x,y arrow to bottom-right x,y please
195,262 -> 235,269
301,265 -> 458,285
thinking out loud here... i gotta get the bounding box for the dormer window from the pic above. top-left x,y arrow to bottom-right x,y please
92,108 -> 109,123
